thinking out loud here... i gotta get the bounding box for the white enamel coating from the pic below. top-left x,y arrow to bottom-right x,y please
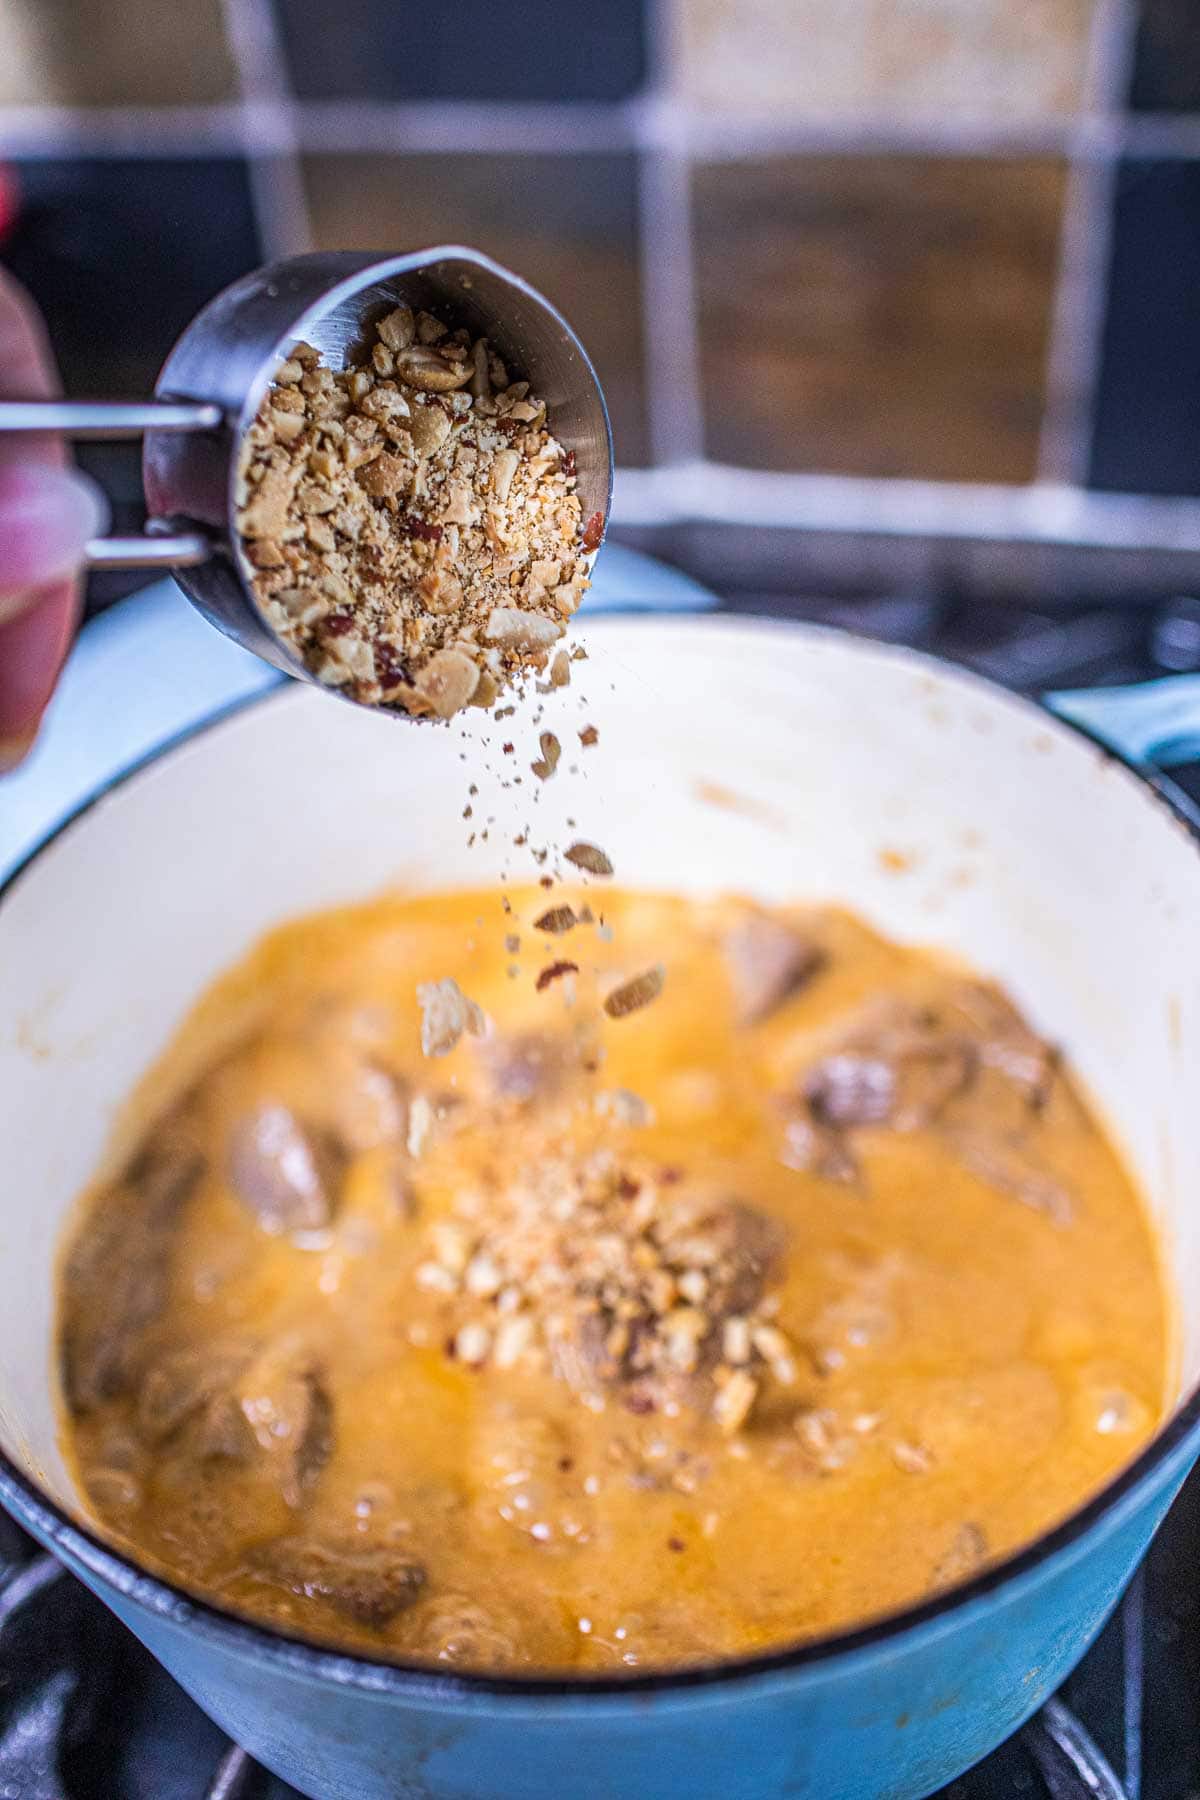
2,615 -> 1199,1518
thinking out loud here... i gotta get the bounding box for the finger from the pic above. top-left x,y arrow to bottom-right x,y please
0,269 -> 64,467
0,270 -> 59,404
0,270 -> 97,770
0,461 -> 106,623
0,577 -> 77,769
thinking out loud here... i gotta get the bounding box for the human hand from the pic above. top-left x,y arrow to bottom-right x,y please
0,268 -> 106,771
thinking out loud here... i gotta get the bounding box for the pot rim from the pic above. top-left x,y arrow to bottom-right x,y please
5,613 -> 1200,1703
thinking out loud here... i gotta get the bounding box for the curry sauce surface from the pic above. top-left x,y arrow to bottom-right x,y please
58,890 -> 1167,1672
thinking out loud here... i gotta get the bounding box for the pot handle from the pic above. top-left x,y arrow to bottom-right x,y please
1044,674 -> 1200,767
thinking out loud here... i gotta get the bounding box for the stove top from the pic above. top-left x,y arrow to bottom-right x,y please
9,574 -> 1200,1799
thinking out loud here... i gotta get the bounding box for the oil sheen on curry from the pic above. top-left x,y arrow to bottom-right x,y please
58,890 -> 1167,1673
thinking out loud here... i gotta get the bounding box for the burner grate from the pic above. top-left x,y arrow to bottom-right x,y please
207,1746 -> 265,1800
1026,1701 -> 1132,1800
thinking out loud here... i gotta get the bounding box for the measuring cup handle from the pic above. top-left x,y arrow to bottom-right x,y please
0,399 -> 222,438
0,398 -> 221,568
85,532 -> 212,569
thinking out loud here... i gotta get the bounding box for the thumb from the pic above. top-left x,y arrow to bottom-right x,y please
0,460 -> 107,624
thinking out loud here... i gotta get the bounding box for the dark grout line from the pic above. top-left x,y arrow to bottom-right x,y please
11,99 -> 1200,165
217,0 -> 312,256
1037,0 -> 1140,487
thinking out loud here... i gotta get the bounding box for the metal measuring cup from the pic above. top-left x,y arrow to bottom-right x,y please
0,248 -> 614,689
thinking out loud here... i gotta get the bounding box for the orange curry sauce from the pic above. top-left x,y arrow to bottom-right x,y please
58,890 -> 1167,1671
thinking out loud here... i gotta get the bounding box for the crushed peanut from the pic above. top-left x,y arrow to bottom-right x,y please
892,1440 -> 934,1475
531,731 -> 561,781
417,1149 -> 793,1432
604,967 -> 665,1020
236,310 -> 595,716
536,959 -> 578,992
712,1368 -> 758,1435
534,905 -> 579,934
453,1322 -> 493,1367
564,841 -> 614,877
417,978 -> 486,1057
593,1088 -> 654,1127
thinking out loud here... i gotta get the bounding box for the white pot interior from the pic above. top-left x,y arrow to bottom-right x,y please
2,615 -> 1200,1516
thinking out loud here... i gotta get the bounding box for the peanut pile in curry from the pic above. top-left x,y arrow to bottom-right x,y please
59,891 -> 1165,1672
236,307 -> 594,716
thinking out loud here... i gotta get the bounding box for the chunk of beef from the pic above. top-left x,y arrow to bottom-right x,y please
780,1112 -> 861,1185
952,982 -> 1060,1111
547,1310 -> 612,1397
473,1409 -> 597,1546
813,1000 -> 1072,1224
302,997 -> 394,1053
804,1053 -> 895,1129
948,1131 -> 1073,1225
227,1103 -> 339,1234
252,1538 -> 426,1629
135,1342 -> 253,1447
236,1343 -> 334,1505
327,1061 -> 407,1155
193,1392 -> 253,1463
295,1371 -> 335,1491
833,988 -> 1058,1123
297,999 -> 409,1151
839,1002 -> 977,1130
478,1032 -> 569,1106
410,1594 -> 519,1667
476,1410 -> 572,1493
62,1119 -> 205,1413
785,993 -> 1073,1219
711,1200 -> 788,1317
724,914 -> 824,1026
785,1004 -> 974,1187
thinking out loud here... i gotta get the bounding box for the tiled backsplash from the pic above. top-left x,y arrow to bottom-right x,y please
276,0 -> 648,101
0,0 -> 238,107
692,154 -> 1066,482
301,150 -> 650,462
1130,0 -> 1200,108
2,0 -> 1200,607
1090,157 -> 1200,495
678,0 -> 1096,121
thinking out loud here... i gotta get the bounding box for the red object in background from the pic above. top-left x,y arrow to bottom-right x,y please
0,164 -> 20,242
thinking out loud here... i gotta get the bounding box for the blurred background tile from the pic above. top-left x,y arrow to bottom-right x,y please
277,0 -> 647,101
303,151 -> 649,462
1,158 -> 260,604
1128,0 -> 1200,112
0,0 -> 236,106
676,0 -> 1095,121
0,0 -> 1196,615
1090,160 -> 1200,496
693,154 -> 1066,481
2,158 -> 259,395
